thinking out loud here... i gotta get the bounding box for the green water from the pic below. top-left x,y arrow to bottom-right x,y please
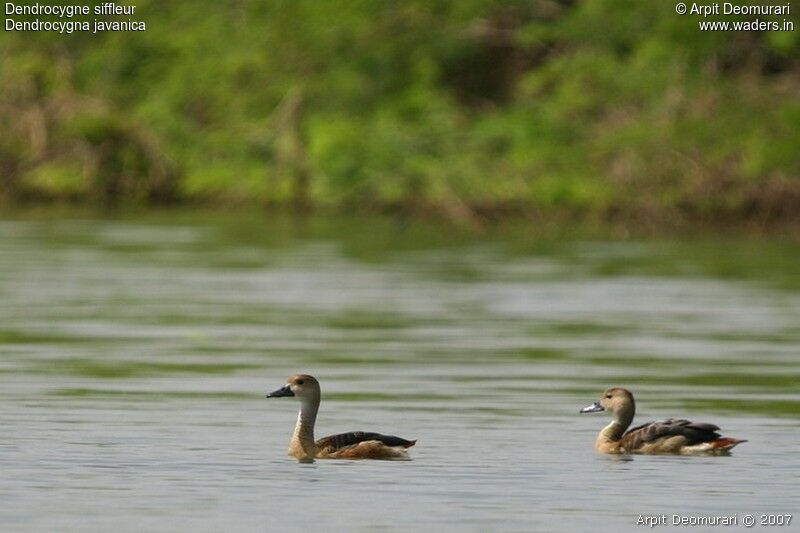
1,213 -> 798,532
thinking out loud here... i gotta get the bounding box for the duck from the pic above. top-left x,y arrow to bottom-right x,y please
266,374 -> 416,461
580,387 -> 746,455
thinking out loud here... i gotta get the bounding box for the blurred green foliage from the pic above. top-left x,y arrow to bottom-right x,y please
1,0 -> 798,222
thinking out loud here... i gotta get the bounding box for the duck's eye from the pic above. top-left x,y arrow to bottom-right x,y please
296,380 -> 304,385
605,394 -> 612,399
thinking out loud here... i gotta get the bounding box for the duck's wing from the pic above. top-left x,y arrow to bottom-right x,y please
316,431 -> 416,452
621,418 -> 721,450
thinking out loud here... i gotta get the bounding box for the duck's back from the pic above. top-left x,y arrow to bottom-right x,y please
620,418 -> 742,454
316,431 -> 416,459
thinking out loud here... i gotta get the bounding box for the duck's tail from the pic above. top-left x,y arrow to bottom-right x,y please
681,437 -> 746,455
710,438 -> 747,450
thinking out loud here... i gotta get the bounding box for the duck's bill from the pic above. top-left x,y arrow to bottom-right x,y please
580,401 -> 604,413
266,385 -> 294,398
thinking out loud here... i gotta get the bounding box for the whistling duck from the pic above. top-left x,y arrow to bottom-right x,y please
266,374 -> 416,461
580,388 -> 746,455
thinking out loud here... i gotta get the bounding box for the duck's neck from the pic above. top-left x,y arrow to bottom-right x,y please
597,407 -> 634,446
289,398 -> 319,460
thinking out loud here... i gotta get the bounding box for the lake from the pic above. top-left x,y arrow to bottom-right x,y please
1,213 -> 798,532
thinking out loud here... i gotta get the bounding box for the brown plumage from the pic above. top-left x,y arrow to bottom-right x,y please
316,431 -> 416,453
266,374 -> 416,461
580,387 -> 746,455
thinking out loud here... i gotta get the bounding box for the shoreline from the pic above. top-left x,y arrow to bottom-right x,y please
2,201 -> 799,239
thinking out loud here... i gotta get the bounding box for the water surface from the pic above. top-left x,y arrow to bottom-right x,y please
1,214 -> 798,531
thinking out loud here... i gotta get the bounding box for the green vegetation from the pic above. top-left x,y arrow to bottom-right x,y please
2,1 -> 798,224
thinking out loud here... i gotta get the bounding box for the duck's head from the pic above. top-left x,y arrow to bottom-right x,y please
266,374 -> 321,402
580,387 -> 635,416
